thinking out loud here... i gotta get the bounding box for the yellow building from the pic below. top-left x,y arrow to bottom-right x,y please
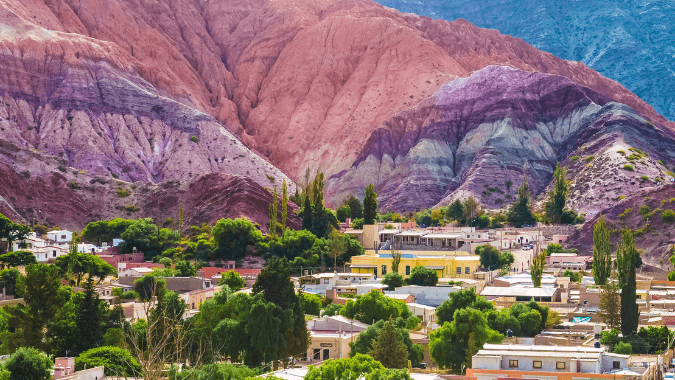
350,250 -> 481,279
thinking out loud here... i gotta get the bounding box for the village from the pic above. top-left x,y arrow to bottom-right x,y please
1,214 -> 672,380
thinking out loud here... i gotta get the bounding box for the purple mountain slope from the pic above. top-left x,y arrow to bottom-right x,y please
326,66 -> 675,217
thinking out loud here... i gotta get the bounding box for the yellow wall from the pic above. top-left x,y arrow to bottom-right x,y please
350,254 -> 480,279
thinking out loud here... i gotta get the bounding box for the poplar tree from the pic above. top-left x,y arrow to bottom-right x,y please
544,162 -> 568,223
269,186 -> 278,236
598,273 -> 621,330
77,279 -> 102,352
281,180 -> 288,234
368,319 -> 408,369
302,195 -> 313,232
616,228 -> 638,335
530,253 -> 545,287
592,216 -> 612,286
178,203 -> 184,240
363,184 -> 378,225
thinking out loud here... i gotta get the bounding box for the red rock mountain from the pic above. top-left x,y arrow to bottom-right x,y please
0,0 -> 672,227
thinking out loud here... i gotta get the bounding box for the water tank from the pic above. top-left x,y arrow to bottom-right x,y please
594,342 -> 601,348
506,329 -> 513,337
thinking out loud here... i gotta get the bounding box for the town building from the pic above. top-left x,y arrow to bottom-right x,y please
468,344 -> 632,380
385,285 -> 461,307
47,230 -> 73,244
96,246 -> 144,268
299,272 -> 381,295
349,251 -> 480,279
305,315 -> 369,362
481,285 -> 561,302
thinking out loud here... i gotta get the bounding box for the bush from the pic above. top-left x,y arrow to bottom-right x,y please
5,347 -> 53,380
623,164 -> 634,171
406,266 -> 438,286
585,155 -> 595,162
570,155 -> 579,161
563,270 -> 581,282
116,188 -> 130,197
662,210 -> 675,224
613,342 -> 633,355
321,303 -> 343,317
382,272 -> 404,291
76,347 -> 142,376
189,135 -> 199,143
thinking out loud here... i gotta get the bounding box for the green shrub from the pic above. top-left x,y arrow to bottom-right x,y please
623,164 -> 634,171
640,176 -> 649,182
662,210 -> 675,224
585,155 -> 595,162
189,135 -> 199,143
116,188 -> 130,198
124,205 -> 140,213
68,181 -> 81,190
76,346 -> 142,376
618,208 -> 632,220
570,155 -> 580,161
57,165 -> 67,172
639,205 -> 651,216
617,150 -> 625,156
619,195 -> 625,200
658,159 -> 668,166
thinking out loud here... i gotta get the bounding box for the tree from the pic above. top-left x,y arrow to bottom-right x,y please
592,216 -> 613,286
530,253 -> 545,287
382,272 -> 403,291
81,218 -> 134,244
363,184 -> 378,225
0,268 -> 21,296
322,303 -> 344,317
269,186 -> 279,236
499,251 -> 515,268
300,293 -> 322,316
253,258 -> 309,359
159,257 -> 172,268
476,214 -> 491,229
347,195 -> 363,220
406,266 -> 438,286
617,228 -> 639,336
305,354 -> 410,380
76,346 -> 142,377
7,264 -> 64,353
212,217 -> 263,260
134,275 -> 167,301
462,197 -> 480,224
391,243 -> 402,274
55,253 -> 116,285
476,245 -> 500,271
342,290 -> 411,324
544,162 -> 569,224
368,319 -> 409,369
168,363 -> 258,380
563,270 -> 581,282
327,230 -> 347,269
507,169 -> 536,227
281,179 -> 288,234
77,280 -> 102,352
302,194 -> 313,232
613,342 -> 633,355
0,214 -> 31,253
349,318 -> 423,367
447,200 -> 464,221
120,218 -> 161,257
4,347 -> 53,380
178,203 -> 184,240
174,260 -> 196,277
436,288 -> 494,325
337,205 -> 351,223
218,271 -> 245,292
429,308 -> 503,369
0,251 -> 37,268
598,277 -> 621,330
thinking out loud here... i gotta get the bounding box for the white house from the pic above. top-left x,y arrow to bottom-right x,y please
30,246 -> 68,262
299,272 -> 381,295
469,344 -> 630,380
119,267 -> 155,277
47,230 -> 73,244
12,232 -> 46,251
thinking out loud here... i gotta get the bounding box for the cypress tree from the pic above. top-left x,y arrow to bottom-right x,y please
77,279 -> 102,353
368,319 -> 408,369
302,194 -> 313,231
281,180 -> 288,234
544,162 -> 568,223
592,216 -> 612,286
617,228 -> 638,336
269,186 -> 278,236
530,253 -> 545,287
363,184 -> 378,225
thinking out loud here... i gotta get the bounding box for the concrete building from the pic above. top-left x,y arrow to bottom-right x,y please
119,276 -> 213,293
47,230 -> 73,243
54,357 -> 104,380
96,246 -> 144,268
468,344 -> 631,380
11,232 -> 45,251
481,285 -> 561,302
299,272 -> 380,295
492,272 -> 558,288
350,251 -> 480,279
305,315 -> 369,362
385,285 -> 460,307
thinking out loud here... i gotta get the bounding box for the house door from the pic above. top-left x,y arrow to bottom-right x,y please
313,349 -> 320,360
323,349 -> 330,361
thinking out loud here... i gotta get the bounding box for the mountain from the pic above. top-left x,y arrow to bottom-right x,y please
327,65 -> 675,215
0,0 -> 673,228
375,0 -> 675,122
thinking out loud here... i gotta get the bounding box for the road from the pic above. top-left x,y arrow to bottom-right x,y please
508,247 -> 536,273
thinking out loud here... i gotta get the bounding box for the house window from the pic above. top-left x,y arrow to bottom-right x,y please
508,360 -> 518,368
613,361 -> 621,369
381,265 -> 387,275
406,266 -> 411,275
53,251 -> 57,257
323,279 -> 330,284
556,362 -> 566,370
456,267 -> 461,274
465,267 -> 470,274
61,235 -> 66,240
533,361 -> 542,369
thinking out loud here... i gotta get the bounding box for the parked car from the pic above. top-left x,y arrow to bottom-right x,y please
522,245 -> 532,250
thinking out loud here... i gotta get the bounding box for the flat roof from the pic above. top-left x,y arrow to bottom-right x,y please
423,233 -> 463,239
379,229 -> 401,234
454,256 -> 481,261
481,286 -> 557,298
398,231 -> 429,236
